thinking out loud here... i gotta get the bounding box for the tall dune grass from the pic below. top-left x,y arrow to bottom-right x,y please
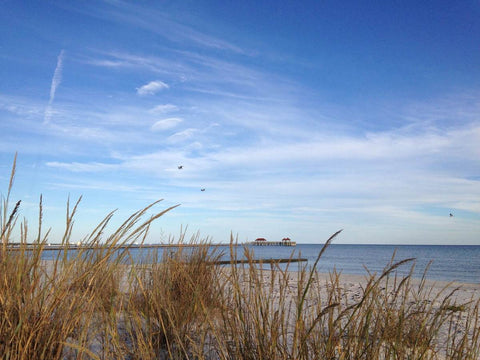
1,157 -> 479,359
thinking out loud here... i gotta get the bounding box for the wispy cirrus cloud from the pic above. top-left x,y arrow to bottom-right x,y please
44,50 -> 65,124
151,117 -> 183,131
202,123 -> 480,169
136,80 -> 169,96
0,95 -> 44,117
99,1 -> 247,54
167,128 -> 198,143
46,161 -> 119,172
63,1 -> 249,55
83,50 -> 189,76
84,49 -> 278,100
149,104 -> 179,114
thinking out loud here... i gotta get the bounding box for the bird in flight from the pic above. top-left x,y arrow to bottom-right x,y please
178,165 -> 183,169
201,188 -> 205,192
449,213 -> 454,217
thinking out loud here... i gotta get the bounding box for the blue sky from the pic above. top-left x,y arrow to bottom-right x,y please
1,0 -> 479,244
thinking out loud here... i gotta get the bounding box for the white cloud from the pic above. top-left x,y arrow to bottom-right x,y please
136,80 -> 169,96
87,2 -> 247,54
49,50 -> 65,102
43,105 -> 56,124
151,117 -> 183,131
49,180 -> 153,193
149,104 -> 179,114
44,49 -> 65,124
46,161 -> 118,172
84,59 -> 124,68
201,123 -> 480,168
0,95 -> 43,117
167,128 -> 197,143
84,51 -> 188,76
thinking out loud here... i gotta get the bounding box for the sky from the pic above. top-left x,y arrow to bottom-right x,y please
0,0 -> 479,245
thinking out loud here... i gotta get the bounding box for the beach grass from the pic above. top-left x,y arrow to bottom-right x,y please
1,157 -> 479,359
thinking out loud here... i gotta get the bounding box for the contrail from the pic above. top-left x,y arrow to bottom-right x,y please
44,49 -> 65,124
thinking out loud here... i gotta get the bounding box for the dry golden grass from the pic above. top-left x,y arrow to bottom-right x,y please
1,156 -> 479,359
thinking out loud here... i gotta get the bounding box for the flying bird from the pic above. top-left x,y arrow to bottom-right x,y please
178,165 -> 183,169
201,188 -> 205,192
449,213 -> 454,217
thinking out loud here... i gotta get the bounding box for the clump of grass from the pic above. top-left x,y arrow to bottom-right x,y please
0,156 -> 179,359
0,157 -> 91,359
123,234 -> 224,359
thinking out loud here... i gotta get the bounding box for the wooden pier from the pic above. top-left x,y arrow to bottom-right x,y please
249,241 -> 296,246
249,237 -> 296,246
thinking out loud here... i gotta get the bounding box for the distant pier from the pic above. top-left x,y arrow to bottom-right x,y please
249,237 -> 296,246
250,241 -> 296,246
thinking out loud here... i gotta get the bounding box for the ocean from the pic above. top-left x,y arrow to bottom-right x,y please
40,243 -> 480,284
235,244 -> 480,284
129,243 -> 480,284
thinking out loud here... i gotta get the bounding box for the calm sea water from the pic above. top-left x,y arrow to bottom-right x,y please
236,244 -> 480,284
131,244 -> 480,284
41,244 -> 480,284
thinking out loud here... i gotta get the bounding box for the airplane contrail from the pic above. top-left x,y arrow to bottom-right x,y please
44,49 -> 65,124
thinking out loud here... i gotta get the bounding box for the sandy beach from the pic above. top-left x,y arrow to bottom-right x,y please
3,260 -> 474,360
222,267 -> 480,305
311,272 -> 480,303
